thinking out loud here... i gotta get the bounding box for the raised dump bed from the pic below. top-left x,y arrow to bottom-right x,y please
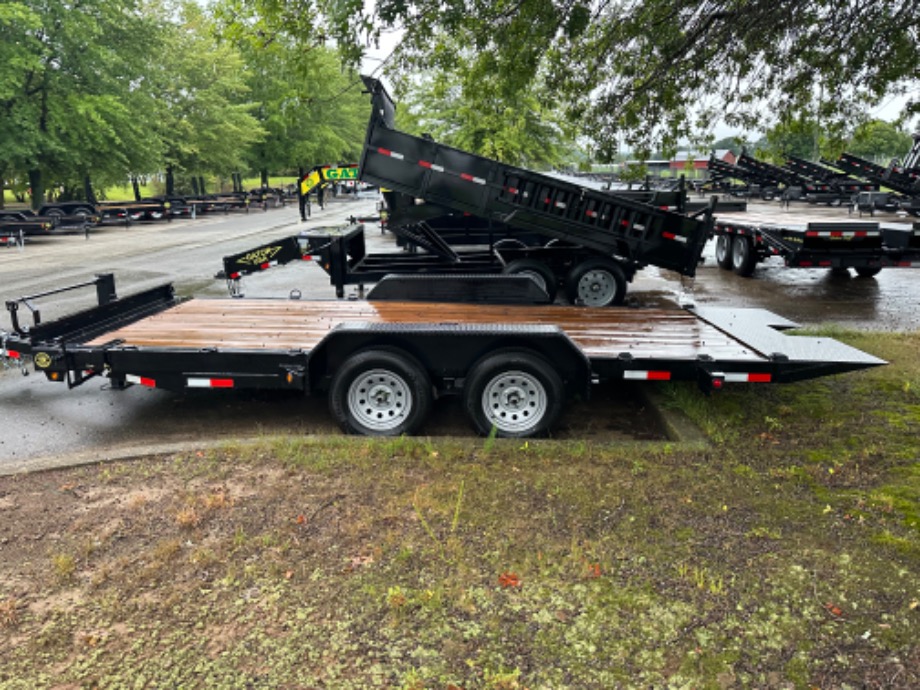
355,75 -> 712,305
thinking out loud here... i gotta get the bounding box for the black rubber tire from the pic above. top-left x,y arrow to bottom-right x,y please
731,235 -> 757,277
463,349 -> 564,438
329,349 -> 432,436
715,235 -> 733,270
854,266 -> 882,278
564,258 -> 628,307
502,259 -> 557,302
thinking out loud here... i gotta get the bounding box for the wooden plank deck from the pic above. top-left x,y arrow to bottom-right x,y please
86,298 -> 764,362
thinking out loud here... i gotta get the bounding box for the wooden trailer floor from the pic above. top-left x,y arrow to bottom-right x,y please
86,299 -> 765,363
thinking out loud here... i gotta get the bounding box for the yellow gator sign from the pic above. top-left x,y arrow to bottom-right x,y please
300,166 -> 358,195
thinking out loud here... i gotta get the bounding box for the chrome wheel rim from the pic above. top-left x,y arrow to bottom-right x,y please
576,269 -> 617,306
347,368 -> 412,432
481,370 -> 547,434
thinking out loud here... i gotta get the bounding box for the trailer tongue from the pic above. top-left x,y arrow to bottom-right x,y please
2,274 -> 885,439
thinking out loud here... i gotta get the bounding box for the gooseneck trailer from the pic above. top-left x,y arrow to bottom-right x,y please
1,274 -> 884,439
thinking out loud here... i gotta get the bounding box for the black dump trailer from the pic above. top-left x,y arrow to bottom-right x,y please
224,77 -> 714,307
349,76 -> 713,306
2,274 -> 885,439
712,211 -> 920,277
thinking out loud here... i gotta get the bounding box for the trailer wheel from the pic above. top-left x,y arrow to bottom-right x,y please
502,259 -> 557,302
565,259 -> 627,307
464,350 -> 564,438
715,235 -> 733,270
854,267 -> 882,278
329,349 -> 432,436
731,236 -> 757,277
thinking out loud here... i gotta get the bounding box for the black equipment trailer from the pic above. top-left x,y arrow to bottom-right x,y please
1,274 -> 884,439
712,211 -> 920,277
349,76 -> 713,306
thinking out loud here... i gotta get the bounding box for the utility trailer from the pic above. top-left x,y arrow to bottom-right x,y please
712,211 -> 920,277
1,274 -> 884,439
354,76 -> 713,306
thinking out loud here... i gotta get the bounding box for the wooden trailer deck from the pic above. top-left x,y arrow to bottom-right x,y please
86,298 -> 764,363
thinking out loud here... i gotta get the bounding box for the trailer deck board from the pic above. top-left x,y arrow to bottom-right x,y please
85,298 -> 764,363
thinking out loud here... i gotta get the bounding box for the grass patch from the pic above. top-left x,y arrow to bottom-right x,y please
0,331 -> 917,688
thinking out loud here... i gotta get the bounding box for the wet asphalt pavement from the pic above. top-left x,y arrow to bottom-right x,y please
2,196 -> 918,473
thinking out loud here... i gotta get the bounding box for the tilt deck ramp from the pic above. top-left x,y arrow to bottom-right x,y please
358,76 -> 711,279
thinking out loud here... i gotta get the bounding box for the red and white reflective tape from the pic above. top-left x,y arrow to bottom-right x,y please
418,160 -> 445,173
623,370 -> 671,381
662,232 -> 688,243
460,173 -> 487,185
376,147 -> 404,160
301,254 -> 319,262
896,260 -> 920,267
805,230 -> 877,238
259,260 -> 279,270
187,377 -> 235,389
126,374 -> 156,387
723,373 -> 772,383
3,349 -> 20,359
585,210 -> 598,218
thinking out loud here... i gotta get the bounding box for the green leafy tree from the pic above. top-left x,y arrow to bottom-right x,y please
226,0 -> 920,157
395,58 -> 577,169
151,1 -> 264,195
759,118 -> 824,162
212,1 -> 366,184
0,0 -> 163,208
847,120 -> 913,163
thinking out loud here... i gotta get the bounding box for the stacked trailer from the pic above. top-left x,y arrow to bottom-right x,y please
702,155 -> 770,199
825,135 -> 920,216
712,211 -> 920,277
1,274 -> 885,439
783,156 -> 877,206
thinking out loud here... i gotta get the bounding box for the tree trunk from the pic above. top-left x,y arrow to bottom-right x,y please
165,167 -> 175,197
28,169 -> 43,211
261,169 -> 269,188
191,177 -> 199,196
83,174 -> 97,205
131,177 -> 141,201
198,176 -> 206,195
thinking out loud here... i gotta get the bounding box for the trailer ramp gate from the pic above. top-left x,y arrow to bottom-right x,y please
358,76 -> 711,278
